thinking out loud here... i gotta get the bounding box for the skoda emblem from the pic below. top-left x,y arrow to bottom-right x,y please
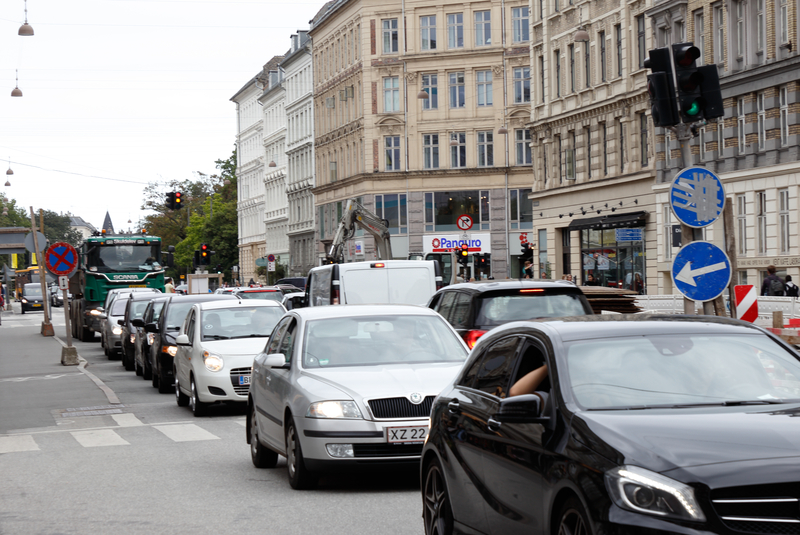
409,392 -> 423,404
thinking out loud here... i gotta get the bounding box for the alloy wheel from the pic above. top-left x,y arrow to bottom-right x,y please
423,461 -> 453,535
286,424 -> 297,479
559,506 -> 588,535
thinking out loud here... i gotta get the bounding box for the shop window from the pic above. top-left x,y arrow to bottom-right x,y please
375,193 -> 408,235
509,189 -> 534,230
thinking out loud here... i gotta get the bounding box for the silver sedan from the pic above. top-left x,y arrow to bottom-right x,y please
246,304 -> 469,489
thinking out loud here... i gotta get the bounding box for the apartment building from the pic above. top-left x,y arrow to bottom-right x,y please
648,0 -> 800,292
309,0 -> 536,278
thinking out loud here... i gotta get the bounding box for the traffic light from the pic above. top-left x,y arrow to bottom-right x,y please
166,192 -> 176,210
200,243 -> 210,265
644,47 -> 679,127
173,191 -> 183,210
459,243 -> 469,266
672,43 -> 704,122
697,65 -> 724,119
215,263 -> 222,273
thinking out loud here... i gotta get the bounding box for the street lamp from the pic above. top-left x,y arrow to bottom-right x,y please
18,0 -> 34,36
11,70 -> 22,97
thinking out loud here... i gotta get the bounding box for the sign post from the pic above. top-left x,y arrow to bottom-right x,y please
45,241 -> 80,365
29,208 -> 54,337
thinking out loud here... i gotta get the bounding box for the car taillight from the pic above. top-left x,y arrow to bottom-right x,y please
332,286 -> 340,305
371,263 -> 385,268
520,289 -> 545,293
463,330 -> 488,349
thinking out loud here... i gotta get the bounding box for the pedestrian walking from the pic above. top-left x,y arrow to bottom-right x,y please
164,277 -> 175,293
785,275 -> 799,297
761,265 -> 786,296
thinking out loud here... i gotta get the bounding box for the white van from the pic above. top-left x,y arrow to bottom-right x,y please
305,260 -> 442,307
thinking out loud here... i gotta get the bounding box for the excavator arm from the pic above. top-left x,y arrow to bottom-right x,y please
327,199 -> 393,263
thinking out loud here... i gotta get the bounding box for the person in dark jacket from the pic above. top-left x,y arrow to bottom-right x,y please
761,265 -> 786,296
785,275 -> 799,297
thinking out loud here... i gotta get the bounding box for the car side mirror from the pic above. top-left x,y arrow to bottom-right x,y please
494,393 -> 548,424
117,319 -> 124,326
131,318 -> 145,328
97,307 -> 104,313
144,323 -> 158,333
264,353 -> 287,368
176,334 -> 191,346
96,313 -> 107,320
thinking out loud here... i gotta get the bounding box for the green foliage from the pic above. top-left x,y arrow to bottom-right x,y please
41,210 -> 83,247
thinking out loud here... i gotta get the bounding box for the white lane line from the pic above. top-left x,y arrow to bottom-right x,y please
154,424 -> 220,442
71,429 -> 130,448
0,435 -> 39,453
111,413 -> 144,427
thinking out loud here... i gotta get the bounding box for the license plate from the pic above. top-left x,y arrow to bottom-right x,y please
238,375 -> 251,386
386,425 -> 428,444
32,303 -> 42,307
128,285 -> 146,288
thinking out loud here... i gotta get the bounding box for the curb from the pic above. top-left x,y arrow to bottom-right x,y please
53,335 -> 122,405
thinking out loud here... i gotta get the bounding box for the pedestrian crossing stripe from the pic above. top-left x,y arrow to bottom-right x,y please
0,435 -> 39,454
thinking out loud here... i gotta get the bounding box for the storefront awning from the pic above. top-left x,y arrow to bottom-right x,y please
567,211 -> 647,231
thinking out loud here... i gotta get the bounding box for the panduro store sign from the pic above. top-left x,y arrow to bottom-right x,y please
422,233 -> 492,254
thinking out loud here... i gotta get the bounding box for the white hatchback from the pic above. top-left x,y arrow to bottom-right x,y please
174,300 -> 286,416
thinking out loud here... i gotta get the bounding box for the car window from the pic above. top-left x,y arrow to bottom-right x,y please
266,317 -> 292,354
437,291 -> 456,322
166,302 -> 194,330
151,301 -> 165,322
236,291 -> 283,302
277,319 -> 297,364
476,292 -> 590,326
470,336 -> 522,397
186,310 -> 195,340
450,293 -> 471,328
511,341 -> 550,393
111,298 -> 128,316
199,306 -> 283,340
131,301 -> 149,319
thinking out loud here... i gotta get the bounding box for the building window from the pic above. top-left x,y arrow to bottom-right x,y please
739,271 -> 748,285
515,129 -> 532,165
476,70 -> 493,106
700,126 -> 707,159
756,191 -> 767,254
714,4 -> 724,64
449,72 -> 465,108
569,44 -> 576,92
737,98 -> 746,155
477,131 -> 494,167
663,205 -> 673,260
423,134 -> 439,169
584,43 -> 591,88
475,11 -> 491,46
757,92 -> 765,151
539,0 -> 544,20
538,228 -> 549,277
780,86 -> 789,146
329,161 -> 338,182
637,15 -> 646,68
735,0 -> 744,58
447,13 -> 464,48
694,11 -> 705,64
566,131 -> 576,180
424,192 -> 434,231
599,31 -> 607,82
717,121 -> 724,154
382,19 -> 398,54
779,0 -> 789,44
450,132 -> 466,167
421,16 -> 437,50
425,190 -> 487,232
615,24 -> 623,77
512,7 -> 530,43
618,120 -> 625,173
602,123 -> 608,175
640,113 -> 648,166
737,194 -> 747,255
383,77 -> 400,112
421,74 -> 438,109
509,188 -> 534,230
756,0 -> 765,56
539,57 -> 545,102
556,135 -> 563,183
385,136 -> 401,171
562,230 -> 572,276
554,50 -> 561,98
514,67 -> 531,103
585,126 -> 592,178
779,189 -> 790,253
375,194 -> 408,235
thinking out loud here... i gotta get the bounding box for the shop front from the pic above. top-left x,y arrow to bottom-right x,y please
568,211 -> 648,293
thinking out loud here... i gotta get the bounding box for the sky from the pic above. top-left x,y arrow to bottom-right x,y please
0,0 -> 324,232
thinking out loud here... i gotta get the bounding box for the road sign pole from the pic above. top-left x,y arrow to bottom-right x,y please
723,196 -> 738,318
29,207 -> 54,336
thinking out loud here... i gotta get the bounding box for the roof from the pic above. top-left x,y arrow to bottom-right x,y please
309,0 -> 339,27
229,55 -> 286,102
102,212 -> 114,234
440,280 -> 584,293
69,215 -> 97,232
294,304 -> 441,321
196,300 -> 285,310
166,294 -> 237,304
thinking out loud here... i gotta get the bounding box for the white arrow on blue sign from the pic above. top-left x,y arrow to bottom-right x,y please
671,241 -> 732,302
669,166 -> 725,228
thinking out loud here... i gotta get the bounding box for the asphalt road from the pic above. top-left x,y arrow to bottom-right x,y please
1,307 -> 424,535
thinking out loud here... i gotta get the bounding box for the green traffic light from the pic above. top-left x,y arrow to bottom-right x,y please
686,101 -> 701,116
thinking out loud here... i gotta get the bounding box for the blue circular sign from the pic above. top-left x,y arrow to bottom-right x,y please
669,167 -> 725,228
671,241 -> 731,302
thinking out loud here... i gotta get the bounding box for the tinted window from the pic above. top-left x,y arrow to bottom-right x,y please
24,284 -> 42,297
309,271 -> 332,306
151,301 -> 165,322
166,302 -> 195,330
475,292 -> 589,327
450,293 -> 471,328
237,291 -> 283,302
278,319 -> 298,363
266,317 -> 292,354
472,336 -> 521,397
436,291 -> 457,322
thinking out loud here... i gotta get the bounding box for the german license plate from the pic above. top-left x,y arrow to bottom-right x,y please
386,425 -> 428,444
238,375 -> 251,386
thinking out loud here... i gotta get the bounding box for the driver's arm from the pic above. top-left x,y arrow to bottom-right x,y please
509,365 -> 548,397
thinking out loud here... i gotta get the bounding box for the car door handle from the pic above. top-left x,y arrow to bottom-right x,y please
487,418 -> 502,432
447,400 -> 460,414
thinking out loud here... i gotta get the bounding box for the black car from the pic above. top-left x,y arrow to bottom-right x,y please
421,315 -> 800,535
132,296 -> 168,380
120,292 -> 162,371
276,277 -> 305,290
145,294 -> 236,393
427,280 -> 593,348
20,283 -> 44,314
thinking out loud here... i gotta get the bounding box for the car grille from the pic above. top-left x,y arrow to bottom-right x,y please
229,367 -> 251,396
352,443 -> 423,458
712,484 -> 800,534
368,396 -> 435,419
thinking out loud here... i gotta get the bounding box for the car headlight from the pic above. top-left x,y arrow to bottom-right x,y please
90,309 -> 102,316
130,334 -> 136,343
112,326 -> 122,335
306,401 -> 363,419
147,333 -> 155,345
202,351 -> 224,372
162,345 -> 178,357
605,465 -> 706,522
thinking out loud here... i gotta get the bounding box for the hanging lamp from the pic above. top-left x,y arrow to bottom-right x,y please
18,0 -> 34,36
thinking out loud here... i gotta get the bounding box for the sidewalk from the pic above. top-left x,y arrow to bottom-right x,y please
0,300 -> 114,434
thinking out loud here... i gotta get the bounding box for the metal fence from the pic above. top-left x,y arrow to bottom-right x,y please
634,295 -> 800,327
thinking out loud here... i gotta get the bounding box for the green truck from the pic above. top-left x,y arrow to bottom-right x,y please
69,233 -> 168,341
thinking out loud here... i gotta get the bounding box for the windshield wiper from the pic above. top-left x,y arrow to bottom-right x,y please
230,334 -> 267,339
203,335 -> 230,340
590,400 -> 788,411
721,399 -> 785,406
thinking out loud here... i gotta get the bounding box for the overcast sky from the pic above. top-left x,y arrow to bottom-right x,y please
1,0 -> 322,232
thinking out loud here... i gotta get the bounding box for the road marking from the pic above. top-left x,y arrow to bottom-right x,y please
112,413 -> 144,427
71,429 -> 130,448
0,435 -> 39,453
154,424 -> 219,442
0,373 -> 83,383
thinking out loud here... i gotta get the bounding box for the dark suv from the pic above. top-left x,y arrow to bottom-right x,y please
120,293 -> 162,371
145,294 -> 236,393
427,280 -> 593,348
132,296 -> 169,380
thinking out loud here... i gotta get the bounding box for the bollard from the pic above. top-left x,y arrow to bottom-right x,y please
773,311 -> 784,329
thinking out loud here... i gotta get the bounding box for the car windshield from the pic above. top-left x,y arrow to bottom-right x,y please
236,291 -> 283,302
303,315 -> 468,368
166,302 -> 194,330
475,292 -> 589,326
563,333 -> 800,410
111,299 -> 128,316
200,307 -> 284,340
24,285 -> 42,297
130,301 -> 149,319
87,243 -> 161,273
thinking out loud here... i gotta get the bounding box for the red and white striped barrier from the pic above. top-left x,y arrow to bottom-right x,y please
734,285 -> 758,323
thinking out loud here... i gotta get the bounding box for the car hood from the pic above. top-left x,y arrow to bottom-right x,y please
301,362 -> 464,404
201,338 -> 267,356
575,404 -> 800,485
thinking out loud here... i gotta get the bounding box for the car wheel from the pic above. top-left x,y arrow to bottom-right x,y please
152,361 -> 160,388
423,458 -> 455,535
21,308 -> 25,315
285,418 -> 317,490
134,357 -> 143,376
157,369 -> 172,394
557,497 -> 593,535
189,376 -> 207,417
100,333 -> 105,349
250,404 -> 278,468
143,358 -> 152,380
175,374 -> 189,407
123,349 -> 135,371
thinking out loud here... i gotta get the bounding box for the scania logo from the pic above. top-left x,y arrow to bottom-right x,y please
112,275 -> 140,280
409,392 -> 424,404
